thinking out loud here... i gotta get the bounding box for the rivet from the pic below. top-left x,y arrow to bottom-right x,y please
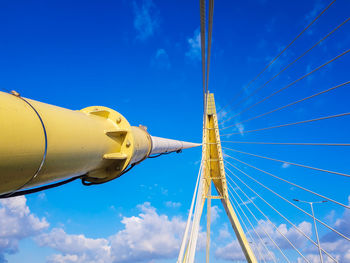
126,140 -> 131,147
116,117 -> 122,124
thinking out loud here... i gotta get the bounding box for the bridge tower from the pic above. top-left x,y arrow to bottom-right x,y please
178,93 -> 257,263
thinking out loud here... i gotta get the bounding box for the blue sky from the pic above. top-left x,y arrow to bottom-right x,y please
0,0 -> 349,262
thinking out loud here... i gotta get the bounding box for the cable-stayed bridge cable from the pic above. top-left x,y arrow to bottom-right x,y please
217,0 -> 337,116
206,0 -> 214,95
221,141 -> 350,146
221,49 -> 350,123
227,180 -> 290,262
177,160 -> 203,263
229,189 -> 269,263
229,194 -> 263,261
228,182 -> 277,263
221,112 -> 350,137
200,0 -> 206,107
225,165 -> 338,262
222,153 -> 350,209
226,173 -> 310,263
224,81 -> 350,129
219,17 -> 349,123
223,147 -> 350,179
224,158 -> 350,242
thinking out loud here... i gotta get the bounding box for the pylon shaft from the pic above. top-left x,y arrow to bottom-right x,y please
204,93 -> 257,263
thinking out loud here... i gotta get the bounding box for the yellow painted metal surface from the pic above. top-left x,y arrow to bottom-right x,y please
0,91 -> 153,194
204,93 -> 257,263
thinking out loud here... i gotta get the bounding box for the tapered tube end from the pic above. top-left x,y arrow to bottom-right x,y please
150,136 -> 201,155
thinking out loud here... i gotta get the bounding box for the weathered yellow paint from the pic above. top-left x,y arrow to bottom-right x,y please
204,93 -> 257,263
0,91 -> 151,194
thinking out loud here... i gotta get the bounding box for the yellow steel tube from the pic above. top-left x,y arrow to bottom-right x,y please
0,91 -> 144,194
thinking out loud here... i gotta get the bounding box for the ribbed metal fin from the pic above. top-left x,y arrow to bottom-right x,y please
105,130 -> 128,138
103,153 -> 127,160
89,110 -> 110,118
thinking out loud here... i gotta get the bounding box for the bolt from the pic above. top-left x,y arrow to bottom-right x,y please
126,140 -> 131,147
116,117 -> 122,124
115,166 -> 121,171
10,90 -> 20,97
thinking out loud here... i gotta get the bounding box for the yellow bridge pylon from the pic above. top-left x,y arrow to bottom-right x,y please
177,93 -> 257,263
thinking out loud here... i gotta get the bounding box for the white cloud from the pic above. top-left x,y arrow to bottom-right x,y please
304,0 -> 324,24
215,239 -> 247,262
218,224 -> 232,240
36,202 -> 187,263
37,192 -> 46,200
37,228 -> 111,263
282,162 -> 290,168
211,205 -> 221,223
239,196 -> 257,206
0,196 -> 49,262
235,123 -> 245,136
132,0 -> 159,41
215,219 -> 312,262
151,48 -> 171,69
165,201 -> 181,208
298,195 -> 350,262
186,29 -> 201,61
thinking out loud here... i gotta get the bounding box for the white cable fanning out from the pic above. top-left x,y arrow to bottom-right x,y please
228,186 -> 274,263
228,194 -> 261,260
223,153 -> 350,209
177,160 -> 203,263
217,0 -> 337,118
224,157 -> 350,242
223,147 -> 350,178
224,164 -> 338,262
219,18 -> 349,124
220,48 -> 350,124
228,181 -> 282,263
229,190 -> 267,263
232,80 -> 350,127
184,166 -> 205,263
226,174 -> 308,262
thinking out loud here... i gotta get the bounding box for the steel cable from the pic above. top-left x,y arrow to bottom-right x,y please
222,153 -> 349,209
223,147 -> 350,178
223,81 -> 350,129
225,164 -> 338,262
217,0 -> 337,116
228,182 -> 278,263
219,17 -> 349,124
224,158 -> 350,242
221,49 -> 350,123
227,180 -> 291,262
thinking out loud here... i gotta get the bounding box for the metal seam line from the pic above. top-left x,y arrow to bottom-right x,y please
219,17 -> 349,123
3,95 -> 48,198
222,147 -> 350,178
224,80 -> 350,129
217,0 -> 337,116
224,159 -> 350,242
225,165 -> 338,262
222,153 -> 350,209
227,180 -> 290,263
226,173 -> 309,262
